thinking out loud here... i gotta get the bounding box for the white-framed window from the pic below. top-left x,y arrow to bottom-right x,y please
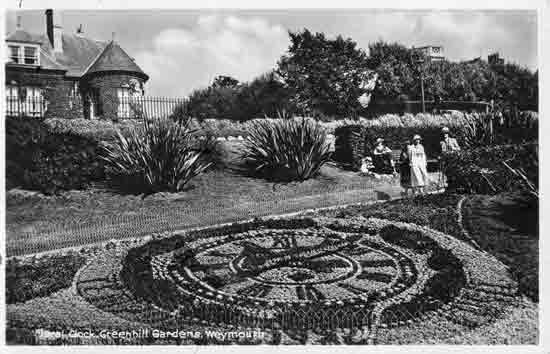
68,81 -> 79,109
117,83 -> 142,118
6,43 -> 40,66
5,85 -> 46,118
8,45 -> 19,63
117,87 -> 131,118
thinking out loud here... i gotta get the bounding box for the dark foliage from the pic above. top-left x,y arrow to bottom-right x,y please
277,29 -> 374,118
367,41 -> 538,110
6,117 -> 106,194
442,143 -> 538,195
6,253 -> 86,304
186,72 -> 296,120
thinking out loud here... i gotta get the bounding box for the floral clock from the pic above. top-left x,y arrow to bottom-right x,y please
78,216 -> 519,331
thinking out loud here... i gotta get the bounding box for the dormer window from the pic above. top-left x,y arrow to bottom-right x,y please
24,46 -> 38,64
8,45 -> 19,63
6,43 -> 40,66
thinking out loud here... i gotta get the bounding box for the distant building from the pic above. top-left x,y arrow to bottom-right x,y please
488,52 -> 505,66
412,45 -> 445,62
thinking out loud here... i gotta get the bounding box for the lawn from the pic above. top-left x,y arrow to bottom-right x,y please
7,139 -> 440,256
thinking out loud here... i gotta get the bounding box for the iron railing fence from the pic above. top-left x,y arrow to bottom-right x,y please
117,96 -> 187,120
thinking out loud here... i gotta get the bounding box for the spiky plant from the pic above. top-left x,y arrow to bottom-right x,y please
101,118 -> 212,193
242,118 -> 332,181
460,113 -> 495,148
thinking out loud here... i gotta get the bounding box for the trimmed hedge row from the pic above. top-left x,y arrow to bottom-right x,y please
441,143 -> 538,195
334,124 -> 458,170
6,117 -> 106,194
333,112 -> 538,170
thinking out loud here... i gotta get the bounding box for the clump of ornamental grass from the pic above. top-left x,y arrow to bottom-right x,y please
101,118 -> 213,194
241,117 -> 332,182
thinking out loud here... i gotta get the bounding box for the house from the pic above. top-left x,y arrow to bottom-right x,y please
488,52 -> 505,66
412,45 -> 445,62
5,9 -> 149,120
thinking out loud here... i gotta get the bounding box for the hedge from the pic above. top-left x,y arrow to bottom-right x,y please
441,143 -> 538,195
6,117 -> 106,194
332,112 -> 538,170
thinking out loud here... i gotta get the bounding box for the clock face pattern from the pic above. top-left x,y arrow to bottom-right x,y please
144,220 -> 426,311
77,216 -> 519,331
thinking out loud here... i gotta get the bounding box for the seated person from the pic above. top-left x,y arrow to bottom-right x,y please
360,156 -> 374,174
372,138 -> 395,174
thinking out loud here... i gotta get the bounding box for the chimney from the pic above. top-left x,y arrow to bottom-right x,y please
45,9 -> 63,53
45,9 -> 53,45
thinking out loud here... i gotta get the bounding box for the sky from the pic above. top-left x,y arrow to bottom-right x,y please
5,9 -> 538,97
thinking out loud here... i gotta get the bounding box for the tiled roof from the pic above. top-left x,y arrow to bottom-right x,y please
6,29 -> 147,80
85,41 -> 148,79
6,29 -> 43,44
53,33 -> 109,77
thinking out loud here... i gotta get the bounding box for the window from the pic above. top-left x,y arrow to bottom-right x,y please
68,82 -> 79,109
6,43 -> 39,66
8,45 -> 19,63
24,46 -> 38,65
117,87 -> 131,118
5,86 -> 46,118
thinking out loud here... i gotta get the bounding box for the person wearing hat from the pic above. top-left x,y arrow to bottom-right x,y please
440,127 -> 460,153
438,127 -> 460,188
408,134 -> 429,195
372,138 -> 395,174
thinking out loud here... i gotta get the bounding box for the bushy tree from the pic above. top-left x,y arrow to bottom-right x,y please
366,41 -> 416,103
366,41 -> 537,109
237,71 -> 297,118
185,72 -> 296,121
277,29 -> 375,118
212,75 -> 239,88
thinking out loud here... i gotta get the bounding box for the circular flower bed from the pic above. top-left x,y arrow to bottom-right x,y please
74,216 -> 519,332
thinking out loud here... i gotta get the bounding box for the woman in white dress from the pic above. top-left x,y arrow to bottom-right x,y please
408,134 -> 430,195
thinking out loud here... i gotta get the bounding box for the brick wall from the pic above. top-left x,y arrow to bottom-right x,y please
85,72 -> 146,121
5,68 -> 84,119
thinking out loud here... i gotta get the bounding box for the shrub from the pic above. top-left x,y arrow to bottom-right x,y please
6,117 -> 106,194
186,72 -> 296,121
45,118 -> 141,142
6,253 -> 86,304
101,118 -> 214,193
241,118 -> 332,181
441,143 -> 538,194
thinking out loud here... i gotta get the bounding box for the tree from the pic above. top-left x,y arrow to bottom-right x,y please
366,41 -> 416,103
212,75 -> 239,89
276,29 -> 375,118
